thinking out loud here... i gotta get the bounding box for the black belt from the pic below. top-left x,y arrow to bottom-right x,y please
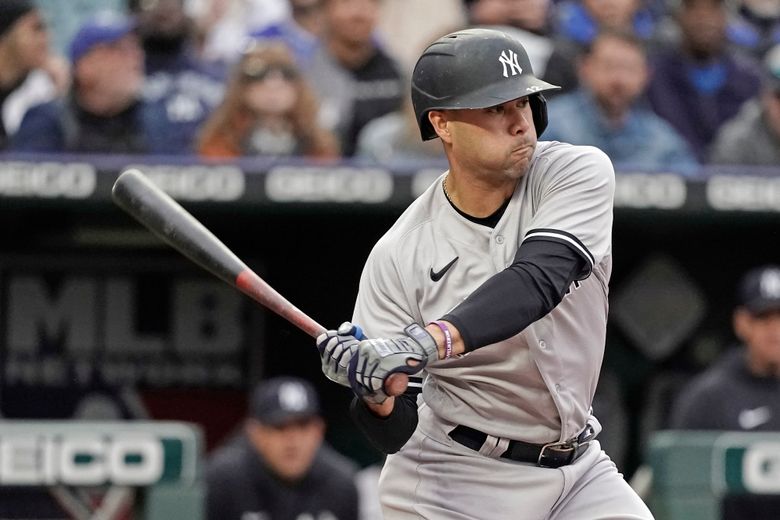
449,424 -> 593,468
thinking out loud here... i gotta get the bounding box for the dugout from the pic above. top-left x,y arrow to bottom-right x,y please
647,430 -> 780,520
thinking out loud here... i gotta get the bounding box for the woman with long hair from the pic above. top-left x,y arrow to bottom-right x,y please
197,41 -> 339,158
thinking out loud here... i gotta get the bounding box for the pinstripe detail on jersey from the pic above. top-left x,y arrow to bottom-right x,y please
523,228 -> 595,267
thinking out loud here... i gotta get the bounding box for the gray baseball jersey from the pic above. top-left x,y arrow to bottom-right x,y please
352,140 -> 613,444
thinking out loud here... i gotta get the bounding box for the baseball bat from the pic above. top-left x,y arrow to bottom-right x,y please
111,168 -> 326,339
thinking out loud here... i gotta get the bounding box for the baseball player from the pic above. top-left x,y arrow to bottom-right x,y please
318,28 -> 654,519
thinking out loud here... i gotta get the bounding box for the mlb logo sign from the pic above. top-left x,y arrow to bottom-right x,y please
499,49 -> 523,78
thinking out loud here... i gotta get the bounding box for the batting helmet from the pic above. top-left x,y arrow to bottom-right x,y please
411,28 -> 560,141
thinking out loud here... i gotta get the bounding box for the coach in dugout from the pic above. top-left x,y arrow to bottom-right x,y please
206,376 -> 359,520
670,265 -> 780,519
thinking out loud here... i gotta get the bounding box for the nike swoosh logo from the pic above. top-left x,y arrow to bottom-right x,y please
430,257 -> 458,282
738,406 -> 772,430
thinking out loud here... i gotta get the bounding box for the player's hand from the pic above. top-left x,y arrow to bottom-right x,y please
317,322 -> 365,388
348,324 -> 437,404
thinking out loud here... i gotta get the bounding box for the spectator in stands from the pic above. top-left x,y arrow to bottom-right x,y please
191,0 -> 289,65
467,0 -> 552,34
355,91 -> 446,164
653,0 -> 780,60
197,41 -> 338,159
206,376 -> 359,520
709,42 -> 780,165
129,0 -> 225,154
544,0 -> 658,94
0,0 -> 68,149
249,0 -> 325,66
544,29 -> 698,172
465,0 -> 555,77
304,0 -> 404,157
669,265 -> 780,520
646,0 -> 762,161
374,0 -> 466,74
11,13 -> 183,154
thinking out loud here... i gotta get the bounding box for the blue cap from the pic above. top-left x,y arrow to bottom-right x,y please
69,12 -> 136,63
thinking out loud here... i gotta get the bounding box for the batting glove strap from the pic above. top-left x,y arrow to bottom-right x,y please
347,324 -> 438,404
403,323 -> 439,362
317,322 -> 364,388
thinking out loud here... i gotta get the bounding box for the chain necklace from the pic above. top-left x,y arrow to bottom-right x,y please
442,175 -> 452,201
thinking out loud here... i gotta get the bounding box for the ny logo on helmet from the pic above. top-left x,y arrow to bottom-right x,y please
499,49 -> 523,78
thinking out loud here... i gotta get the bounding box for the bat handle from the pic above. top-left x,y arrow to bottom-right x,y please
236,270 -> 326,339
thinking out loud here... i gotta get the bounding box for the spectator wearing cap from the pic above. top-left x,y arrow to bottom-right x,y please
10,13 -> 192,154
206,376 -> 359,520
670,264 -> 780,430
668,265 -> 780,519
191,0 -> 289,66
248,0 -> 327,67
0,0 -> 67,149
709,42 -> 780,165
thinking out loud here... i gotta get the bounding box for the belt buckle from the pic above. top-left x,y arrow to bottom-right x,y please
537,441 -> 577,468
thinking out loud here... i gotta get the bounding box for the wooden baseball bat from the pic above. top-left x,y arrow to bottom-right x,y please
111,168 -> 326,339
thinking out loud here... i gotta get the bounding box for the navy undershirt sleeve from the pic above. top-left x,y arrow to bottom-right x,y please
441,238 -> 589,351
350,392 -> 419,454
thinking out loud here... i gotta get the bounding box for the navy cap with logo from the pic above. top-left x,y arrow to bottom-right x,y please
250,376 -> 321,426
737,265 -> 780,314
411,28 -> 560,141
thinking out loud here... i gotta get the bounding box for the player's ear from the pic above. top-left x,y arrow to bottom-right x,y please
428,110 -> 452,143
733,308 -> 751,342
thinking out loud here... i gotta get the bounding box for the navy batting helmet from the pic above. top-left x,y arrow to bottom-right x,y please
411,28 -> 560,141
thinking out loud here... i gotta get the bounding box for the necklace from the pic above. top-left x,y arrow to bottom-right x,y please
442,175 -> 452,201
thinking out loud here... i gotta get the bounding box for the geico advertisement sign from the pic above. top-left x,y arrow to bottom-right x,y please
722,441 -> 780,494
265,166 -> 393,202
742,443 -> 780,494
0,432 -> 179,486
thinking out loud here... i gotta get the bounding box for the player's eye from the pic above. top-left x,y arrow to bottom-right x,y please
486,105 -> 504,114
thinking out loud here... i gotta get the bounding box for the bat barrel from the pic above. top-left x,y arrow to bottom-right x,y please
112,168 -> 327,340
112,169 -> 247,285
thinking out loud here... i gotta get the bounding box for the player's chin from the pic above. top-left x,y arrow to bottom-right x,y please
505,154 -> 532,177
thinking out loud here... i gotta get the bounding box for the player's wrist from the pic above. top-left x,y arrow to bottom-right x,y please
404,323 -> 439,362
424,320 -> 462,360
364,395 -> 395,417
430,320 -> 454,359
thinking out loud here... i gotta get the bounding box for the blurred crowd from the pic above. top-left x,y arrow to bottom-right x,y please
0,0 -> 778,171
